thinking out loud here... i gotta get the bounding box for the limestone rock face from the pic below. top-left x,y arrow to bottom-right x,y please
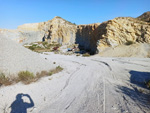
75,16 -> 150,53
1,12 -> 150,55
5,16 -> 77,45
76,23 -> 105,54
43,16 -> 77,45
97,17 -> 150,50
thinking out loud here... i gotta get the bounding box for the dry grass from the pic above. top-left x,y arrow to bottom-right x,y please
82,53 -> 90,57
36,71 -> 49,79
35,66 -> 63,81
0,66 -> 63,86
0,73 -> 12,86
18,71 -> 35,84
50,66 -> 63,74
76,54 -> 80,56
25,41 -> 61,53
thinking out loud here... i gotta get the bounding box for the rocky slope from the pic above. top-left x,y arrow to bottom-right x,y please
99,43 -> 150,58
17,16 -> 77,45
0,16 -> 77,45
137,11 -> 150,22
97,17 -> 150,50
0,35 -> 55,76
76,17 -> 150,54
1,12 -> 150,55
74,12 -> 150,54
0,29 -> 45,44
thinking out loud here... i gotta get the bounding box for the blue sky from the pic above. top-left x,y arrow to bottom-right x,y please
0,0 -> 150,29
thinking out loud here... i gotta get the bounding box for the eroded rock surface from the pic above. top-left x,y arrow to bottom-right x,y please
76,23 -> 105,54
98,17 -> 150,50
0,12 -> 150,54
17,16 -> 77,45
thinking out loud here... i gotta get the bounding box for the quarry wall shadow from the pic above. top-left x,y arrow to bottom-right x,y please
130,70 -> 150,88
10,93 -> 34,113
117,70 -> 150,108
117,85 -> 150,109
75,22 -> 107,55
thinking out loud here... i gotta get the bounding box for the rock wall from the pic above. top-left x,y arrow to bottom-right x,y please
10,16 -> 77,45
98,17 -> 150,50
76,23 -> 106,54
1,12 -> 150,54
75,15 -> 150,53
44,16 -> 77,45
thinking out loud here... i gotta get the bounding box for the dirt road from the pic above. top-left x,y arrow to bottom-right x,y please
0,53 -> 150,113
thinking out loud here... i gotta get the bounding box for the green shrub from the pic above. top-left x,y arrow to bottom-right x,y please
18,71 -> 35,84
36,66 -> 63,79
55,66 -> 63,72
48,71 -> 53,76
0,72 -> 6,80
42,42 -> 48,47
0,73 -> 11,86
125,41 -> 134,45
49,66 -> 63,75
147,80 -> 150,88
32,44 -> 37,47
82,53 -> 90,57
29,46 -> 35,50
0,67 -> 64,86
0,73 -> 6,85
36,71 -> 48,78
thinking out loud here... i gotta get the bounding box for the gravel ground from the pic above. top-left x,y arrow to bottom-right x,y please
0,35 -> 55,76
0,53 -> 150,113
99,43 -> 150,58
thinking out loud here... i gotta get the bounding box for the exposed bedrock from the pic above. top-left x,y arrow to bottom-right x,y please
76,23 -> 106,54
0,12 -> 150,54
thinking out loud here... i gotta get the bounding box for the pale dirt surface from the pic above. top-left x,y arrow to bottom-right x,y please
0,53 -> 150,113
99,43 -> 150,58
0,36 -> 55,76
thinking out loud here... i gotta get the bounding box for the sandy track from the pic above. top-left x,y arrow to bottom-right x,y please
0,53 -> 150,113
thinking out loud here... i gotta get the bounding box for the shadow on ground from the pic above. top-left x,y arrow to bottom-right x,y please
117,70 -> 150,109
10,93 -> 34,113
130,71 -> 150,88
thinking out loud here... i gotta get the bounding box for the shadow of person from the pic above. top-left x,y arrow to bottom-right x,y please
10,93 -> 34,113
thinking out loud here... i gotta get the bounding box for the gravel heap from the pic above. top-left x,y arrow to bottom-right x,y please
0,35 -> 55,76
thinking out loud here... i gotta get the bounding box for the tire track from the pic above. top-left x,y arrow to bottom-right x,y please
62,64 -> 86,90
91,59 -> 112,71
